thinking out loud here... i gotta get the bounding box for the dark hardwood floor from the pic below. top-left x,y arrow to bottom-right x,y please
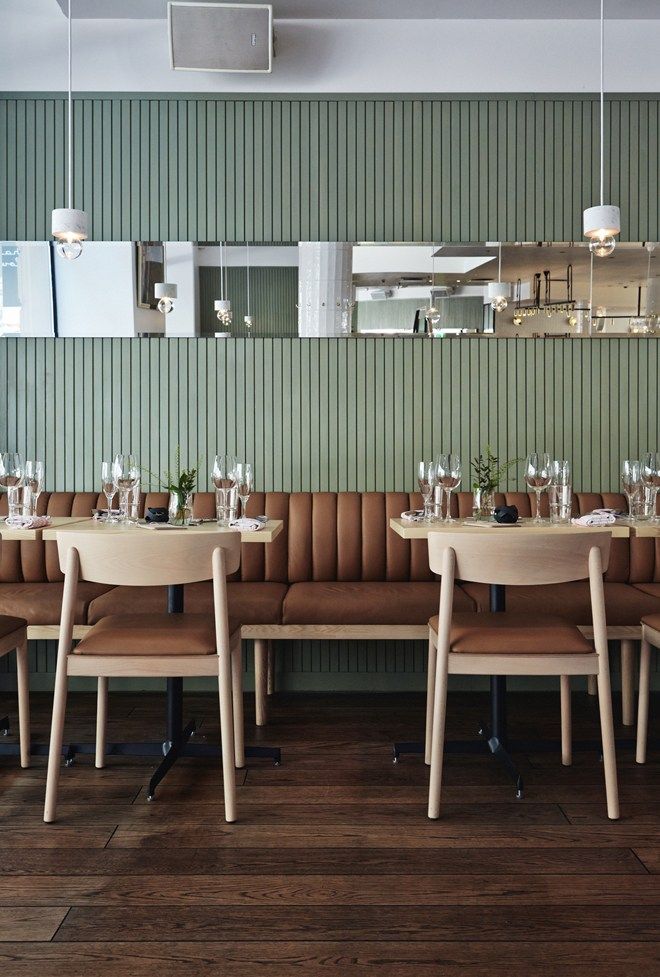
0,687 -> 659,975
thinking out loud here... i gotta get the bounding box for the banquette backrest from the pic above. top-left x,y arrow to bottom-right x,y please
1,489 -> 656,587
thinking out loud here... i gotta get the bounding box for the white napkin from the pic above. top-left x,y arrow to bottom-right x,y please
571,512 -> 616,527
137,522 -> 187,530
4,515 -> 52,529
229,517 -> 263,532
401,510 -> 425,522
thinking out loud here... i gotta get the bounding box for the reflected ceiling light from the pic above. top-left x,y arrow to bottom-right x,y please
244,241 -> 253,334
583,0 -> 620,258
154,245 -> 177,314
51,0 -> 88,260
425,244 -> 440,329
487,243 -> 511,312
215,242 -> 232,327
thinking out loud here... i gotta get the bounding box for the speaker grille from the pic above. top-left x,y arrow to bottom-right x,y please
168,2 -> 272,73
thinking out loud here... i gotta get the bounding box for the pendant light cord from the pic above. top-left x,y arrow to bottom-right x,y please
246,241 -> 251,316
599,0 -> 604,207
498,242 -> 502,284
67,0 -> 73,209
219,241 -> 224,300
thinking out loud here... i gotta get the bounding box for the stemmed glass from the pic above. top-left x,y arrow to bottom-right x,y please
234,462 -> 253,519
436,453 -> 461,523
100,460 -> 118,523
0,452 -> 24,520
113,453 -> 140,523
24,460 -> 44,517
524,452 -> 552,523
417,461 -> 437,523
641,452 -> 660,523
621,459 -> 643,520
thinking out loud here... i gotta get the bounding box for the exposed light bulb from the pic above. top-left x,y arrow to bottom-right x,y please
425,305 -> 441,326
56,240 -> 83,260
512,312 -> 523,326
589,234 -> 616,258
157,297 -> 174,314
491,296 -> 508,313
244,314 -> 253,332
567,314 -> 578,328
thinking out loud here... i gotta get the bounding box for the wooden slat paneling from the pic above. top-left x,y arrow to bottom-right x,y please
198,266 -> 298,338
1,94 -> 660,242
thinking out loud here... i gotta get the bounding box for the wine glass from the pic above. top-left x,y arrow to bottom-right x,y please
621,459 -> 643,521
642,452 -> 660,523
113,453 -> 140,523
417,461 -> 437,523
524,452 -> 551,523
101,460 -> 118,523
24,460 -> 44,517
234,462 -> 253,519
0,452 -> 24,520
436,453 -> 461,523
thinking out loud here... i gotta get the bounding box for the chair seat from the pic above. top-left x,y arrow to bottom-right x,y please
429,612 -> 594,655
642,612 -> 660,641
73,614 -> 234,656
282,581 -> 475,626
0,615 -> 27,640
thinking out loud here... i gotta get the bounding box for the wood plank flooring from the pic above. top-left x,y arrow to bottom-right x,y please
0,689 -> 658,975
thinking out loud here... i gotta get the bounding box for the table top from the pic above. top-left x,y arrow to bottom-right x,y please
0,516 -> 90,541
40,517 -> 283,543
626,521 -> 660,537
389,516 -> 632,539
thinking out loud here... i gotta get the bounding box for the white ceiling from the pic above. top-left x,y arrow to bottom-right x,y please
54,0 -> 660,18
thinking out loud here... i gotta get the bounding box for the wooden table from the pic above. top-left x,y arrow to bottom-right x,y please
629,521 -> 660,537
0,516 -> 90,540
389,514 -> 630,795
42,517 -> 283,543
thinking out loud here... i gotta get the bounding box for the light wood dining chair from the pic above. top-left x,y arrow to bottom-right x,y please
636,614 -> 659,764
0,616 -> 30,767
426,531 -> 619,821
44,530 -> 242,824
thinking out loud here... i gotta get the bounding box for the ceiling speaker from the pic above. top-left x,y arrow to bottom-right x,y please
168,2 -> 273,73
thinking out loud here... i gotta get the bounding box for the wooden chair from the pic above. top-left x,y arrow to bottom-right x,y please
0,616 -> 30,768
636,614 -> 659,764
44,531 -> 242,824
426,531 -> 619,821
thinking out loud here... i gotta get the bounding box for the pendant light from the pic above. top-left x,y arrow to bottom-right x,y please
487,243 -> 511,312
215,242 -> 232,326
583,0 -> 620,258
154,244 -> 177,314
425,244 -> 440,331
51,0 -> 88,260
244,241 -> 253,334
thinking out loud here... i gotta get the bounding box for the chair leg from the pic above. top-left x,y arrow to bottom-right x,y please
596,661 -> 620,821
425,635 -> 437,766
427,645 -> 449,820
560,675 -> 572,767
587,674 -> 598,696
620,639 -> 636,726
267,641 -> 274,696
254,639 -> 268,727
95,677 -> 108,769
217,650 -> 237,823
231,639 -> 245,769
15,638 -> 30,769
636,639 -> 652,764
44,658 -> 69,823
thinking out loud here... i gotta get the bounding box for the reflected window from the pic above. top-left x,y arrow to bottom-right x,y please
0,242 -> 54,337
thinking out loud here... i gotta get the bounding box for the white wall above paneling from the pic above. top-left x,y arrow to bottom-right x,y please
4,0 -> 660,92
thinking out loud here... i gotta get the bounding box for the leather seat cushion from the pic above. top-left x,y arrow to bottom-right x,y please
430,612 -> 594,654
634,583 -> 660,599
641,612 -> 660,637
0,615 -> 27,640
460,581 -> 660,627
0,582 -> 112,626
282,581 -> 474,626
74,614 -> 226,656
86,581 -> 288,626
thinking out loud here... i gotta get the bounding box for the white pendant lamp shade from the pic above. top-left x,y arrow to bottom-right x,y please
52,0 -> 88,260
583,204 -> 621,239
154,281 -> 177,314
215,299 -> 231,315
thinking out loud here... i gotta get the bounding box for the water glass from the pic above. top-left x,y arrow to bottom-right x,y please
435,453 -> 461,523
23,460 -> 44,517
549,459 -> 572,524
621,459 -> 643,520
641,452 -> 660,523
216,485 -> 238,526
417,460 -> 437,523
0,452 -> 24,520
100,460 -> 118,523
234,462 -> 253,518
524,452 -> 551,523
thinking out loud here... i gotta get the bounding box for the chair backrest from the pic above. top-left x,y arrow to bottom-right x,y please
56,530 -> 241,587
427,530 -> 611,586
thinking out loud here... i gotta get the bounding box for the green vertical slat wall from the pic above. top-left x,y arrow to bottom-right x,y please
1,336 -> 658,692
198,266 -> 298,337
1,94 -> 659,242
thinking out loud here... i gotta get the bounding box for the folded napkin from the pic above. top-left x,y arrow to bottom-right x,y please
4,515 -> 52,529
229,517 -> 263,532
401,509 -> 425,522
571,511 -> 616,527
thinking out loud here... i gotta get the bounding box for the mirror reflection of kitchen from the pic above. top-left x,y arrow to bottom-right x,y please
1,240 -> 658,339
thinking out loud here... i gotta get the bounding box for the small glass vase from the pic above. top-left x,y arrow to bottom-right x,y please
472,488 -> 495,520
168,491 -> 192,526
